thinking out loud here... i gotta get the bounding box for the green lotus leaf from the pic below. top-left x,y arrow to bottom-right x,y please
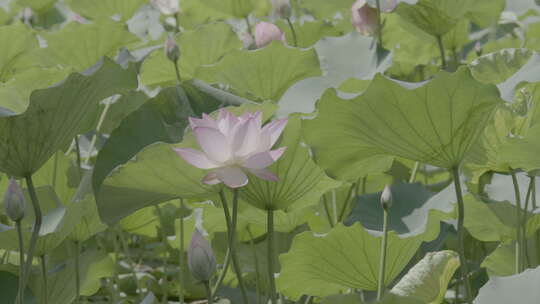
275,20 -> 342,48
199,0 -> 253,18
497,53 -> 540,101
140,22 -> 242,87
470,49 -> 534,84
67,0 -> 145,21
0,269 -> 36,303
299,0 -> 355,20
277,223 -> 426,300
241,115 -> 342,211
390,251 -> 460,304
396,0 -> 473,37
499,124 -> 540,173
17,0 -> 57,13
0,58 -> 137,177
305,67 -> 502,172
0,23 -> 39,82
474,266 -> 540,303
41,20 -> 138,71
196,41 -> 321,102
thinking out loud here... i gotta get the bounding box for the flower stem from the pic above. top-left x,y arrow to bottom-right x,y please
451,167 -> 472,304
523,177 -> 534,268
267,209 -> 277,304
375,0 -> 384,48
338,179 -> 360,222
376,208 -> 389,301
511,172 -> 523,273
174,12 -> 181,33
84,102 -> 111,165
286,18 -> 298,47
409,162 -> 420,183
436,35 -> 447,69
219,189 -> 249,304
245,16 -> 252,35
248,227 -> 262,304
20,175 -> 42,298
178,199 -> 185,304
205,281 -> 213,304
75,241 -> 81,303
211,248 -> 231,297
41,255 -> 48,304
16,221 -> 24,304
173,60 -> 182,83
322,195 -> 334,228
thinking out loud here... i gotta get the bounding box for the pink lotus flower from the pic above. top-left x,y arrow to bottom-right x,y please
352,0 -> 380,36
174,109 -> 288,188
150,0 -> 179,15
254,22 -> 286,49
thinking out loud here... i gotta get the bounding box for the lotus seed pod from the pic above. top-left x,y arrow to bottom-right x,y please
165,35 -> 180,63
188,229 -> 216,282
380,184 -> 392,211
4,179 -> 26,222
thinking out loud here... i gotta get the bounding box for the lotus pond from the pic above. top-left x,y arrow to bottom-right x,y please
1,0 -> 540,303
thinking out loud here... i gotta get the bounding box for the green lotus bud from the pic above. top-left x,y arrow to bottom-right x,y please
188,229 -> 216,282
380,184 -> 392,211
165,35 -> 180,63
4,178 -> 26,222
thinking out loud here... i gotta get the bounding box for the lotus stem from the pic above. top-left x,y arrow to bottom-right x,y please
41,255 -> 48,304
267,209 -> 277,304
173,60 -> 182,83
205,281 -> 213,304
436,35 -> 447,69
178,199 -> 185,304
338,178 -> 360,222
377,208 -> 389,300
20,175 -> 42,299
375,0 -> 384,48
245,16 -> 252,35
409,162 -> 420,183
523,177 -> 534,268
451,167 -> 472,304
75,241 -> 81,303
84,102 -> 111,165
174,12 -> 181,33
218,189 -> 249,304
248,227 -> 262,304
16,221 -> 24,304
322,195 -> 334,228
75,136 -> 83,180
511,171 -> 523,273
211,248 -> 231,298
286,18 -> 298,47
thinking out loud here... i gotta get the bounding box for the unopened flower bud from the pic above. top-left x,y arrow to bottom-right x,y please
188,229 -> 216,282
352,0 -> 380,36
165,35 -> 180,63
474,41 -> 483,57
4,179 -> 26,222
380,184 -> 392,211
254,22 -> 286,49
150,0 -> 180,16
272,0 -> 292,18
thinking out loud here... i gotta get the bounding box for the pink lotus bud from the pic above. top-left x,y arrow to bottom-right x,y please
165,35 -> 180,63
174,109 -> 288,188
352,0 -> 380,36
4,179 -> 25,222
254,22 -> 286,49
150,0 -> 180,15
188,229 -> 216,282
380,184 -> 393,211
272,0 -> 292,18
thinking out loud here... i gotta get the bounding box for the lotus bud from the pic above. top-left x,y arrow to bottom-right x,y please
380,184 -> 392,211
242,32 -> 255,49
474,41 -> 483,57
4,179 -> 26,222
272,0 -> 292,18
254,22 -> 286,49
150,0 -> 180,15
165,35 -> 180,63
352,0 -> 380,36
188,229 -> 216,282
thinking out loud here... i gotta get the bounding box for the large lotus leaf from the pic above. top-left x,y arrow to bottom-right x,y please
0,67 -> 70,113
17,0 -> 56,13
0,58 -> 137,177
299,0 -> 354,20
497,52 -> 540,101
41,20 -> 138,71
31,152 -> 78,205
275,20 -> 342,49
196,41 -> 321,102
241,115 -> 341,211
67,0 -> 145,21
96,102 -> 276,224
277,223 -> 426,300
199,0 -> 252,17
69,197 -> 107,242
345,182 -> 455,240
177,0 -> 230,30
390,251 -> 459,304
470,49 -> 534,84
140,22 -> 242,87
499,124 -> 540,173
305,67 -> 502,170
465,0 -> 505,28
30,250 -> 115,304
474,266 -> 540,304
0,23 -> 39,82
464,194 -> 540,243
396,0 -> 472,37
